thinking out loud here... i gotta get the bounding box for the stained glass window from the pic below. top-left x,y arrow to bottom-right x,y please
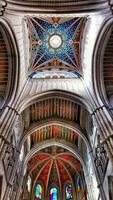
35,184 -> 43,199
50,187 -> 58,200
65,183 -> 73,200
76,176 -> 81,193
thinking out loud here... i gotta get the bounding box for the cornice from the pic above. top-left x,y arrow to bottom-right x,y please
4,0 -> 110,14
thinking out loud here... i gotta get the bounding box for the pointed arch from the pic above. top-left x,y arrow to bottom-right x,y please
49,187 -> 58,200
65,182 -> 73,200
0,18 -> 19,110
35,183 -> 43,200
92,16 -> 113,106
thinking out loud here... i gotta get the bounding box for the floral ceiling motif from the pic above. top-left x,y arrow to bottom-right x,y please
26,16 -> 86,77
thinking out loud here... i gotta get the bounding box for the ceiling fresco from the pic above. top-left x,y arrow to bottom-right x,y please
26,17 -> 86,77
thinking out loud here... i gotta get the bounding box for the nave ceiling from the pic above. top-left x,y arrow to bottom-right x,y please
0,1 -> 113,200
27,147 -> 82,193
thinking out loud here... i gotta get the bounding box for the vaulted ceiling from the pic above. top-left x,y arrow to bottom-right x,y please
27,16 -> 85,77
29,98 -> 80,123
22,94 -> 88,198
31,124 -> 78,147
1,2 -> 112,200
28,147 -> 81,192
22,96 -> 88,132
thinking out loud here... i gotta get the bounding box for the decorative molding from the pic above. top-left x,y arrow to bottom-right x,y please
0,18 -> 20,110
5,105 -> 20,116
94,135 -> 108,184
92,16 -> 113,106
5,0 -> 110,14
0,0 -> 7,16
90,105 -> 108,116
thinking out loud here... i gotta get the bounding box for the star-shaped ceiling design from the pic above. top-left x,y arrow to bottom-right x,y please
26,17 -> 86,76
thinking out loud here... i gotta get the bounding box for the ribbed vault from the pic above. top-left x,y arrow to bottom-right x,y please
31,124 -> 79,147
0,19 -> 19,110
26,16 -> 86,77
20,93 -> 89,200
0,1 -> 112,200
19,89 -> 90,200
22,95 -> 88,132
27,147 -> 84,200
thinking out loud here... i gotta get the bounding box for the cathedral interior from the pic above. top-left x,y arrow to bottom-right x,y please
1,0 -> 113,200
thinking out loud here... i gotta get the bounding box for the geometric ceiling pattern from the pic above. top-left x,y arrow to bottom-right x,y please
28,149 -> 81,191
26,17 -> 86,77
30,97 -> 80,124
31,124 -> 79,146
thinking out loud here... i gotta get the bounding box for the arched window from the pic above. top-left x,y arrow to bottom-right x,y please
65,183 -> 73,200
76,176 -> 81,193
35,184 -> 43,199
50,187 -> 58,200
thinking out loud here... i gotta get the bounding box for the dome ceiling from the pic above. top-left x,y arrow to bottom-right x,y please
28,147 -> 81,191
26,16 -> 86,78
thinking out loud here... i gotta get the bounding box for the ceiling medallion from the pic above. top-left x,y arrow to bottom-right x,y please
49,34 -> 63,49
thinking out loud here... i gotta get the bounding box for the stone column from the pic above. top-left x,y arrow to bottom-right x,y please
16,173 -> 27,200
0,110 -> 19,160
89,148 -> 107,200
2,183 -> 12,200
0,76 -> 29,159
2,147 -> 21,200
91,106 -> 113,163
